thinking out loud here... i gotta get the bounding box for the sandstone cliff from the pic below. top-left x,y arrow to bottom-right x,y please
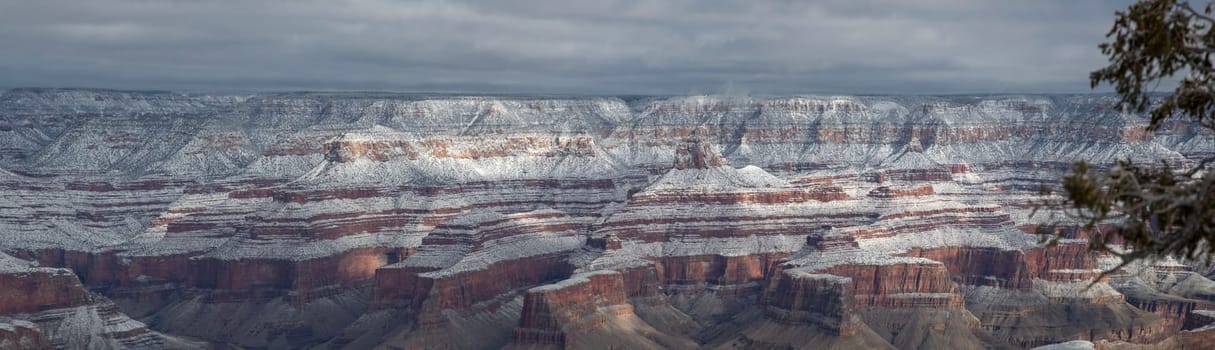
0,89 -> 1213,349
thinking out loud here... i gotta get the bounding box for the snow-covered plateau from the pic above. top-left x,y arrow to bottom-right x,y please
0,88 -> 1213,349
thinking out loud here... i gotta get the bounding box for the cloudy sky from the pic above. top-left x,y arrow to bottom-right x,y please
0,0 -> 1132,94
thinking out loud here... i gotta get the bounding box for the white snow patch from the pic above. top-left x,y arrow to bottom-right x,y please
529,270 -> 620,292
1032,278 -> 1123,301
1030,340 -> 1095,350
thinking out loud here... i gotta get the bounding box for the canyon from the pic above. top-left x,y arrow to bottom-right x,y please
0,88 -> 1213,349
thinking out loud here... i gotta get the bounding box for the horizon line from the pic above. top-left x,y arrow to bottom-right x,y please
0,86 -> 1138,98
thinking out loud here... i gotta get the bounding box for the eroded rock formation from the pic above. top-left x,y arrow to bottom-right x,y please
0,89 -> 1212,349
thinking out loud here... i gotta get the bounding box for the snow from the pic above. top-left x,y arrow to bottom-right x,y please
1193,310 -> 1215,320
959,284 -> 1049,306
646,165 -> 788,192
583,234 -> 808,272
0,252 -> 71,276
857,225 -> 1040,254
200,232 -> 422,261
0,91 -> 1208,306
4,91 -> 1214,348
390,209 -> 590,277
416,233 -> 585,278
887,292 -> 955,299
529,270 -> 620,292
880,150 -> 943,170
1032,278 -> 1123,301
0,252 -> 39,273
1104,256 -> 1215,302
1049,269 -> 1100,274
0,318 -> 38,332
785,271 -> 853,284
1030,340 -> 1095,350
951,172 -> 984,185
33,304 -> 157,350
1187,310 -> 1215,331
782,243 -> 941,273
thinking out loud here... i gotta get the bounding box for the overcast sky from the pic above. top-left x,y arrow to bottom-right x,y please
0,0 -> 1132,94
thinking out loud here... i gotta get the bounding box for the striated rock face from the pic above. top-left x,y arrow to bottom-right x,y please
761,270 -> 861,335
0,253 -> 172,349
372,210 -> 585,310
900,243 -> 1171,347
906,246 -> 1036,289
1106,258 -> 1215,336
867,184 -> 935,199
1095,310 -> 1215,350
2,89 -> 1214,349
0,318 -> 50,350
361,210 -> 589,349
756,231 -> 1000,349
673,137 -> 726,170
0,265 -> 90,315
508,271 -> 698,350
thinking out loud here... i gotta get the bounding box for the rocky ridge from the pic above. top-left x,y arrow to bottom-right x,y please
0,89 -> 1213,349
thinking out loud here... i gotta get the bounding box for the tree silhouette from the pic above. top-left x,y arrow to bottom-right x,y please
1054,0 -> 1215,272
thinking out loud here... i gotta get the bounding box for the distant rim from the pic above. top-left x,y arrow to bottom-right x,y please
0,86 -> 1134,100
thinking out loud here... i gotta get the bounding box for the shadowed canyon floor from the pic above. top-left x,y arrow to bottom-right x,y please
1,89 -> 1214,349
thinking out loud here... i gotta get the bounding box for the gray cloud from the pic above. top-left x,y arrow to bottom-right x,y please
0,0 -> 1132,94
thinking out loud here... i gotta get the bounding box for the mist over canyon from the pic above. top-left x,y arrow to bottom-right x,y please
1,88 -> 1214,349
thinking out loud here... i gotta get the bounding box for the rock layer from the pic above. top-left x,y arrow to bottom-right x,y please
1,89 -> 1213,349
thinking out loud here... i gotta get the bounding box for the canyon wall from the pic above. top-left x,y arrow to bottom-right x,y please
0,89 -> 1212,349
